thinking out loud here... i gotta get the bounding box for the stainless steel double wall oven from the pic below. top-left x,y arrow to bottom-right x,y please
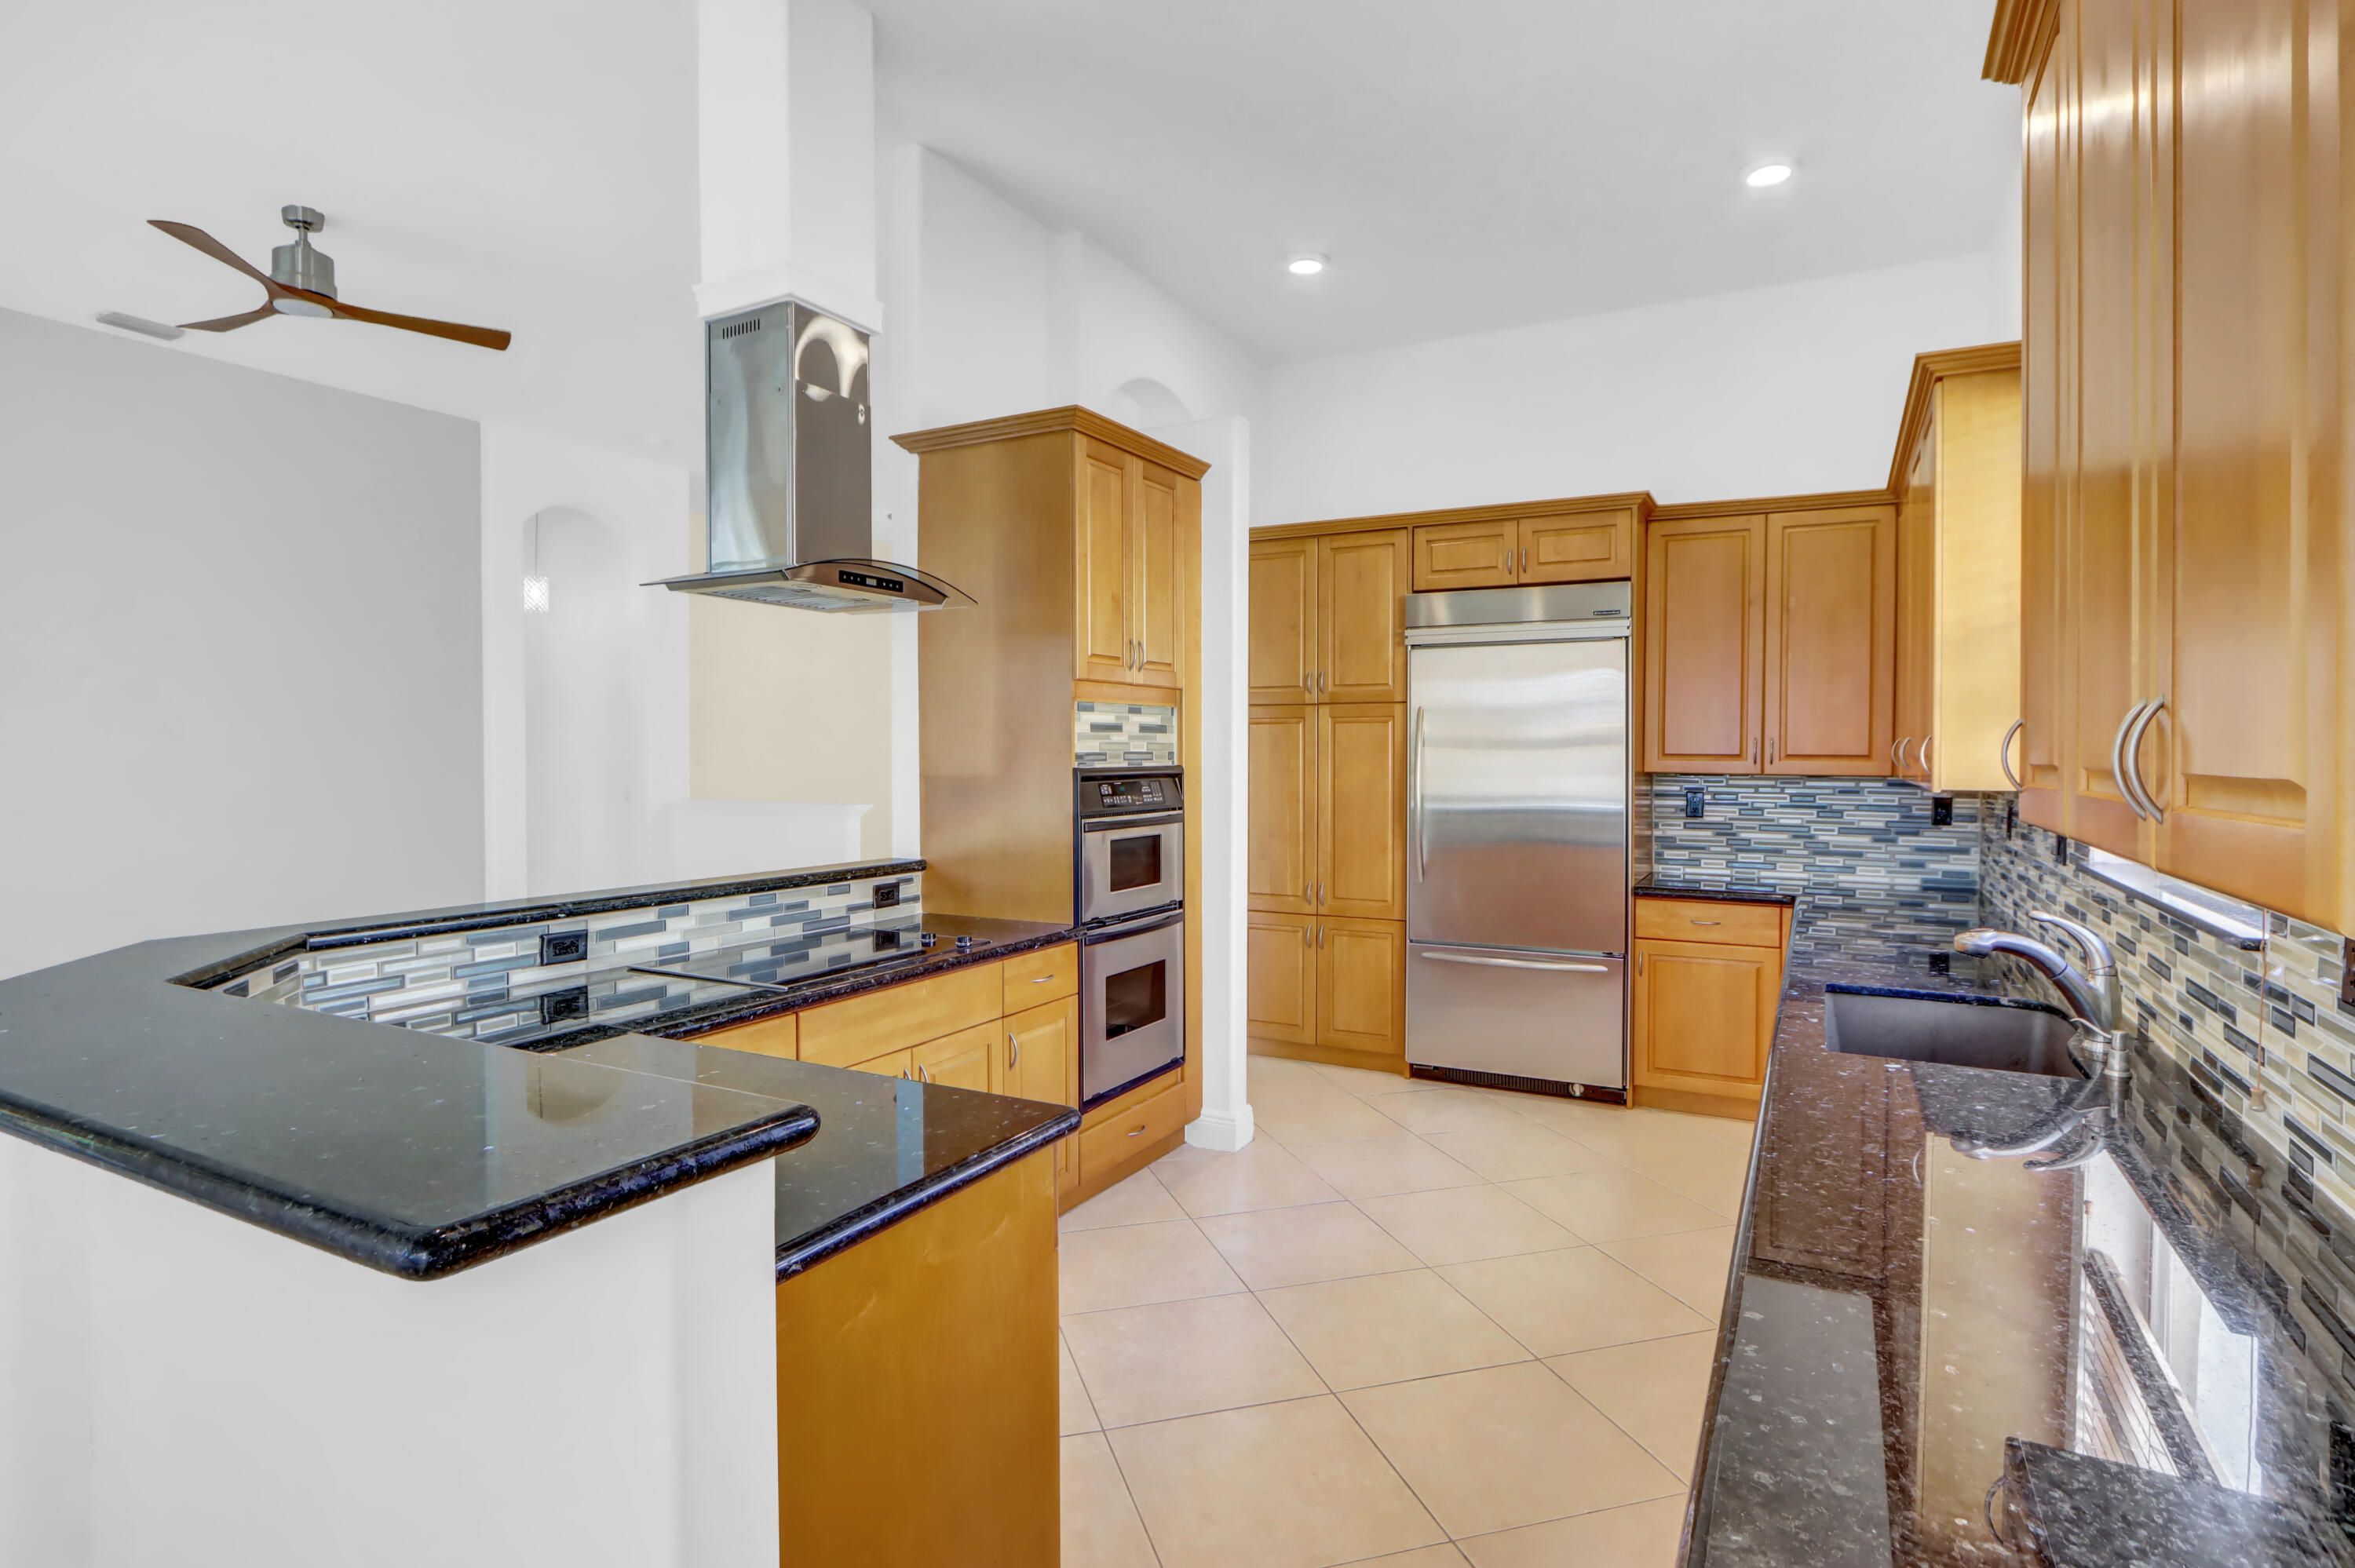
1075,768 -> 1185,1107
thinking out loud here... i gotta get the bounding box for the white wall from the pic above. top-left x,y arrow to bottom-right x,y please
1254,250 -> 2016,525
0,308 -> 483,979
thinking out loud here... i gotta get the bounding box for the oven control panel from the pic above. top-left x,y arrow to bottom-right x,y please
1077,768 -> 1184,820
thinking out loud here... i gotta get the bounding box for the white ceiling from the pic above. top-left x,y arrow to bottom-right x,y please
0,0 -> 705,466
870,0 -> 2020,362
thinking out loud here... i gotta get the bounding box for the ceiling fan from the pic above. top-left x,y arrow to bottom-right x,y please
148,206 -> 511,351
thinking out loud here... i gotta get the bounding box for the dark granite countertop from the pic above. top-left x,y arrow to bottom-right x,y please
0,860 -> 1079,1282
1634,879 -> 1800,908
1685,950 -> 2355,1566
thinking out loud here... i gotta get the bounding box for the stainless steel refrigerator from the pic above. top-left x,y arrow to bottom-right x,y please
1406,581 -> 1632,1096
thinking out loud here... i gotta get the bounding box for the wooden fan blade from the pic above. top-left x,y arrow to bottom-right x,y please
326,299 -> 510,351
148,221 -> 279,292
178,304 -> 279,333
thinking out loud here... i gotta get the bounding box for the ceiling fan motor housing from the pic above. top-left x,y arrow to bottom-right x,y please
270,205 -> 336,301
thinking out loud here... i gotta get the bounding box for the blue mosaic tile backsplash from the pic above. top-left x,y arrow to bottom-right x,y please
1648,775 -> 1983,963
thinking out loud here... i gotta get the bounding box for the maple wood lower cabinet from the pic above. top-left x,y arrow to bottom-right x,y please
1630,896 -> 1790,1117
1246,911 -> 1407,1070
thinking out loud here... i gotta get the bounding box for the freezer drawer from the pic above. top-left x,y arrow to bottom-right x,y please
1406,943 -> 1625,1089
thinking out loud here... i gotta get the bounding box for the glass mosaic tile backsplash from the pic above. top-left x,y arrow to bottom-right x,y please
1075,701 -> 1177,766
213,873 -> 920,1048
1648,775 -> 1982,962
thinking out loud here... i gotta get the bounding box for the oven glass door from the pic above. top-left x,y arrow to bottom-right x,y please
1081,913 -> 1185,1106
1080,818 -> 1184,922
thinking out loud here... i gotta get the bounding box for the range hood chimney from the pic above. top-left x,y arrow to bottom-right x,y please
649,301 -> 972,613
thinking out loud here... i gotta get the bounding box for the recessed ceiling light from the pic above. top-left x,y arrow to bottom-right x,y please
1287,253 -> 1327,276
1746,163 -> 1794,188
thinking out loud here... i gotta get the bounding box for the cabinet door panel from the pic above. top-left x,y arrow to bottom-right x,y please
913,1019 -> 999,1092
1317,918 -> 1405,1061
1246,911 -> 1317,1045
1520,512 -> 1634,584
2018,38 -> 2068,830
1644,516 -> 1765,773
1248,706 -> 1317,913
1248,538 -> 1320,702
1134,462 -> 1184,689
1320,704 -> 1406,921
1320,531 -> 1408,702
1765,507 -> 1896,776
1630,939 -> 1775,1099
1075,442 -> 1133,683
1411,519 -> 1517,592
2158,0 -> 2331,916
1005,995 -> 1079,1193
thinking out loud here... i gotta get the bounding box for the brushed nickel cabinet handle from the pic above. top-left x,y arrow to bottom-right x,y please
1501,548 -> 1511,573
1895,736 -> 1915,772
1031,975 -> 1051,983
1316,924 -> 1324,949
2110,701 -> 2153,819
1768,738 -> 1777,765
1316,882 -> 1324,906
1691,919 -> 1722,926
1919,734 -> 1935,775
1889,737 -> 1903,768
2123,696 -> 2167,821
1128,1125 -> 1145,1138
1999,720 -> 2025,790
1638,954 -> 1645,976
1520,547 -> 1529,574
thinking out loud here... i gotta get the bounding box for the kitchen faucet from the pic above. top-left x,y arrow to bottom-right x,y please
1952,912 -> 2125,1078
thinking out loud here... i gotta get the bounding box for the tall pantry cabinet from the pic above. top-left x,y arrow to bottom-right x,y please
2000,0 -> 2354,932
1246,527 -> 1410,1070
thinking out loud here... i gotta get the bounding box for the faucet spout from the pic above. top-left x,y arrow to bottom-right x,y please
1953,911 -> 2121,1037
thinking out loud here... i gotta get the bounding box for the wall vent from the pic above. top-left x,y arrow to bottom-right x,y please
718,316 -> 763,340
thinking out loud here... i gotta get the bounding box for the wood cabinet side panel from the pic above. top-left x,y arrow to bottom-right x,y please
1933,369 -> 2026,792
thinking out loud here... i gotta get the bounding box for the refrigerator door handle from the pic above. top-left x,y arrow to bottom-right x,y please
1418,951 -> 1612,973
1411,705 -> 1429,880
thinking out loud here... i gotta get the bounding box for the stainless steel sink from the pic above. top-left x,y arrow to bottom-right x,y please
1822,990 -> 2086,1078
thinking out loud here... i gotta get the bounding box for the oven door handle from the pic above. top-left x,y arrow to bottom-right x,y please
1081,909 -> 1186,944
1080,811 -> 1185,832
1418,951 -> 1611,973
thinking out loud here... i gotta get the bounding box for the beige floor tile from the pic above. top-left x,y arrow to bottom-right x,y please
1062,1168 -> 1189,1231
1060,1331 -> 1100,1435
1549,1332 -> 1718,1480
1342,1362 -> 1682,1539
1312,1062 -> 1444,1097
1061,1431 -> 1160,1568
1612,1135 -> 1751,1214
1598,1227 -> 1738,1320
1458,1495 -> 1688,1568
1060,1218 -> 1247,1315
1258,1267 -> 1528,1389
1356,1184 -> 1581,1267
1499,1167 -> 1728,1242
1339,1548 -> 1470,1566
1438,1247 -> 1711,1357
1151,1139 -> 1342,1217
1254,1091 -> 1407,1148
1294,1133 -> 1484,1199
1196,1201 -> 1422,1290
1359,1088 -> 1537,1137
1247,1052 -> 1335,1091
1062,1293 -> 1327,1428
1108,1396 -> 1445,1568
1419,1120 -> 1605,1182
1651,1106 -> 1758,1150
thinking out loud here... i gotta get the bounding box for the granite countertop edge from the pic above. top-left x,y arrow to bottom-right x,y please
772,1106 -> 1083,1282
1631,880 -> 1800,908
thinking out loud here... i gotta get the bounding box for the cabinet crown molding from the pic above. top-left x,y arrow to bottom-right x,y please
1887,341 -> 2023,492
1251,490 -> 1654,542
1648,487 -> 1895,523
1984,0 -> 2061,84
891,404 -> 1211,478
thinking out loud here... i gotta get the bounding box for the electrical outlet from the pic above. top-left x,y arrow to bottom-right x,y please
1931,796 -> 1954,826
2054,833 -> 2072,866
539,931 -> 587,966
872,881 -> 901,909
539,986 -> 590,1026
2006,799 -> 2018,836
1682,786 -> 1706,820
2342,939 -> 2355,1009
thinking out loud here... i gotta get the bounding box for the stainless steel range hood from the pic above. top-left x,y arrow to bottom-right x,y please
649,301 -> 972,614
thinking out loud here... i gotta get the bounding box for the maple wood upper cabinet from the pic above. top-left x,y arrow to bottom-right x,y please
1643,516 -> 1766,773
2002,0 -> 2354,928
1644,507 -> 1895,776
1075,437 -> 1187,689
1889,348 -> 2024,793
1411,508 -> 1638,592
1248,530 -> 1408,703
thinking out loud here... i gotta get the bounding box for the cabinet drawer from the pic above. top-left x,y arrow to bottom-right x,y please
702,1009 -> 798,1060
1079,1079 -> 1184,1180
1634,899 -> 1784,949
799,963 -> 1002,1069
1002,943 -> 1078,1007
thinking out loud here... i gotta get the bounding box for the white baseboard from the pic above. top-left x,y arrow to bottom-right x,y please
1184,1104 -> 1255,1153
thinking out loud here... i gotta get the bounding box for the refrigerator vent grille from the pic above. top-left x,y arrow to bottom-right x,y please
1408,1064 -> 1628,1104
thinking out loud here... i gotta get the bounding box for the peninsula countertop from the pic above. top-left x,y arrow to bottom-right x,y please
1684,950 -> 2355,1566
0,859 -> 1079,1282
